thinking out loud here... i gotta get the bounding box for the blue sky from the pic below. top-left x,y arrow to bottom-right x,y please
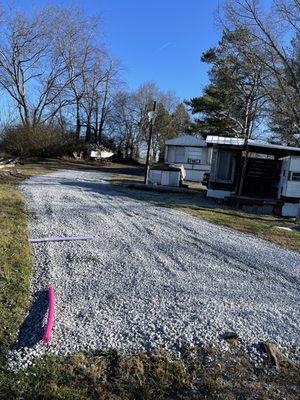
14,0 -> 224,101
97,0 -> 223,100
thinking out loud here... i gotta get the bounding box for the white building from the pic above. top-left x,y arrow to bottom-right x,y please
164,135 -> 211,182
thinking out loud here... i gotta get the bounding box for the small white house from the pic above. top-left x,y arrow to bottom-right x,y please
165,135 -> 211,182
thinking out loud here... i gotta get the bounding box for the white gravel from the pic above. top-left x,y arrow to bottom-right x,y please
9,169 -> 300,369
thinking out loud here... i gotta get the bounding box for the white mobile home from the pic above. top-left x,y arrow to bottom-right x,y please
205,135 -> 300,216
165,135 -> 211,182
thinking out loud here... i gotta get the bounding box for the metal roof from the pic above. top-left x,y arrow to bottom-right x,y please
206,136 -> 244,146
206,135 -> 300,153
165,135 -> 207,147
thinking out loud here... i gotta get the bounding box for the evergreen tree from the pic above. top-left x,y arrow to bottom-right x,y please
170,103 -> 191,134
187,29 -> 264,138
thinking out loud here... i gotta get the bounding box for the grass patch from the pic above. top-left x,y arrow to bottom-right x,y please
0,180 -> 33,363
2,344 -> 300,399
19,157 -> 144,174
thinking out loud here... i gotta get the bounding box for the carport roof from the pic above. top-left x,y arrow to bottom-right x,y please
206,135 -> 300,156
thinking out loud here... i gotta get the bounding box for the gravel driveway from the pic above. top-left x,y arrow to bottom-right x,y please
9,169 -> 300,369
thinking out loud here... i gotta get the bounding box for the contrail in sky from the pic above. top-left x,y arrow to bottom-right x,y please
158,42 -> 172,51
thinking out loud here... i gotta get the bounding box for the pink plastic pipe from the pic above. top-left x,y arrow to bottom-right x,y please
29,236 -> 92,243
43,287 -> 55,344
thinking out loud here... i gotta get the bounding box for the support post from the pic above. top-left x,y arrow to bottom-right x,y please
144,101 -> 157,184
296,201 -> 300,224
236,134 -> 250,207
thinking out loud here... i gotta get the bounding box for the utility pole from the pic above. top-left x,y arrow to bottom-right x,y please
144,100 -> 157,184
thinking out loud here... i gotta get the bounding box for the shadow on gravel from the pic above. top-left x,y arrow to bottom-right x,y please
97,166 -> 145,176
61,180 -> 115,194
12,290 -> 48,350
59,178 -> 207,205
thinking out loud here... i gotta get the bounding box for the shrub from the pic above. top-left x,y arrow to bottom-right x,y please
0,125 -> 78,157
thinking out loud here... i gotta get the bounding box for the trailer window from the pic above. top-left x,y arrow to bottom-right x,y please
291,172 -> 300,181
174,147 -> 185,162
187,149 -> 201,164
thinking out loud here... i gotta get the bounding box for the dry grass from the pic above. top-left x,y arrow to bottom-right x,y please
2,343 -> 300,399
0,180 -> 33,363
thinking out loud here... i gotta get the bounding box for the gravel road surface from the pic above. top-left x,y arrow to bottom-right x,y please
9,169 -> 300,369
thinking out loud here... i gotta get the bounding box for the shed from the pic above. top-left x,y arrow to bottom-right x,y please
149,164 -> 185,187
164,135 -> 211,182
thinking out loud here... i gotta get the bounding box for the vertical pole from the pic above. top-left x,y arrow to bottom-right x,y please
296,200 -> 300,224
237,139 -> 249,197
236,130 -> 250,207
144,101 -> 156,184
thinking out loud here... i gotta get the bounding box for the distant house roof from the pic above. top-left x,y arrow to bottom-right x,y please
165,135 -> 207,147
206,135 -> 300,156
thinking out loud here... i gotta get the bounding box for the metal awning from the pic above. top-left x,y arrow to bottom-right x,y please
206,135 -> 300,156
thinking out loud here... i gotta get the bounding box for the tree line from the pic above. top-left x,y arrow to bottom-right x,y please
3,1 -> 297,159
0,5 -> 190,159
187,0 -> 300,146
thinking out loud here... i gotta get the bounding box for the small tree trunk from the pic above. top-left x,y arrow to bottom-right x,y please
85,124 -> 91,142
236,96 -> 253,206
76,101 -> 81,139
98,117 -> 105,147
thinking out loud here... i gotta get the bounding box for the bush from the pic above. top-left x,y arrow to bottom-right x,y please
0,125 -> 78,157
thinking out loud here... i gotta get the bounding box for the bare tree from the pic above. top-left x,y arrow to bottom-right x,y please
0,5 -> 114,138
108,91 -> 139,159
223,0 -> 300,143
0,7 -> 75,127
108,82 -> 188,161
95,59 -> 121,145
53,7 -> 98,138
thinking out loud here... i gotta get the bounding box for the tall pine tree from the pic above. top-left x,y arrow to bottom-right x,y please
187,28 -> 264,139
